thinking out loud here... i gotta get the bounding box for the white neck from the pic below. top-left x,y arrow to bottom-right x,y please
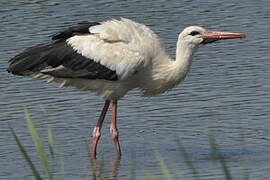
143,35 -> 199,96
173,38 -> 197,81
156,37 -> 198,84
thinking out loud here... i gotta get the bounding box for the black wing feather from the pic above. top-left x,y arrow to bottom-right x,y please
51,21 -> 100,40
7,21 -> 118,81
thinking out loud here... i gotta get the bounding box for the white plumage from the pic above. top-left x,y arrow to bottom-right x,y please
8,18 -> 245,157
42,18 -> 197,100
65,18 -> 167,99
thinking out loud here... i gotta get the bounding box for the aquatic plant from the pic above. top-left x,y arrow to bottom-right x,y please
9,107 -> 248,180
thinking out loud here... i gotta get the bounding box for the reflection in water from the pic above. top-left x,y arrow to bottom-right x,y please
92,157 -> 121,180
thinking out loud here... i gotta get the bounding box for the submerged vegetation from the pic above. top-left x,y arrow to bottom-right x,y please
9,107 -> 249,180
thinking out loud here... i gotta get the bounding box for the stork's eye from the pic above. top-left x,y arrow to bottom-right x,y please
190,31 -> 200,36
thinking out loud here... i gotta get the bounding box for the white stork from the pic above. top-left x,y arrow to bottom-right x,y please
7,18 -> 245,157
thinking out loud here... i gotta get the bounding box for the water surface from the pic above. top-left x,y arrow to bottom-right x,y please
1,0 -> 270,179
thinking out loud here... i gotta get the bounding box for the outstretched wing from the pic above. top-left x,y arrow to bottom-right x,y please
7,18 -> 151,81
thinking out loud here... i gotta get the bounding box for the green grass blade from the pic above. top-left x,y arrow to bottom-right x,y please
170,160 -> 186,180
209,132 -> 217,162
209,133 -> 232,180
24,107 -> 52,180
58,146 -> 65,180
240,129 -> 249,180
208,131 -> 223,180
175,138 -> 200,180
144,170 -> 158,180
39,104 -> 48,114
9,124 -> 42,180
155,151 -> 173,180
48,127 -> 54,158
218,154 -> 232,180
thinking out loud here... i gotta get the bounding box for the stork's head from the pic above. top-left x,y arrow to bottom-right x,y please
178,26 -> 246,49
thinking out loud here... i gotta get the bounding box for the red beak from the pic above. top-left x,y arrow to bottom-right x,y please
201,30 -> 246,44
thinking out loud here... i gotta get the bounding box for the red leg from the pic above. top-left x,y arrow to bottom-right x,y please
91,100 -> 110,158
110,100 -> 122,157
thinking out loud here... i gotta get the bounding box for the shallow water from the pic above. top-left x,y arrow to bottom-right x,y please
1,0 -> 270,179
